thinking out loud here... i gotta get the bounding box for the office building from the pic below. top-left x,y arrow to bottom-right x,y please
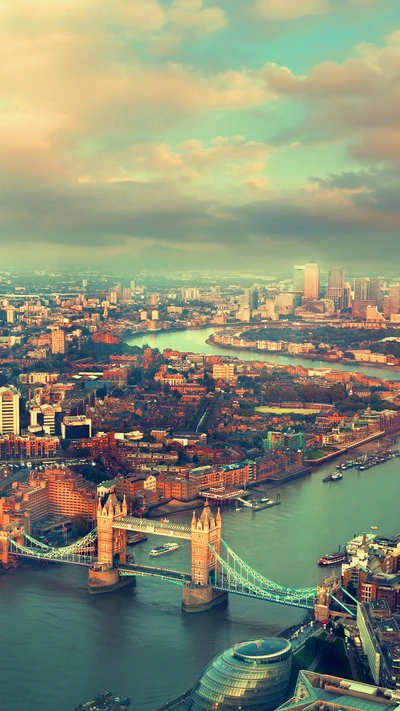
388,285 -> 400,317
183,638 -> 292,711
354,278 -> 369,301
252,287 -> 259,310
293,265 -> 305,293
61,415 -> 92,439
369,278 -> 381,304
278,670 -> 400,711
51,328 -> 65,355
303,263 -> 320,299
0,386 -> 20,435
29,404 -> 63,435
326,268 -> 344,310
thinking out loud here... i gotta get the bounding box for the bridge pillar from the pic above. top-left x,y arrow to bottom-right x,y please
314,575 -> 339,621
182,502 -> 227,613
88,490 -> 133,594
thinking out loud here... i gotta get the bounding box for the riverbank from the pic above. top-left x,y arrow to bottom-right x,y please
304,431 -> 386,466
206,337 -> 400,374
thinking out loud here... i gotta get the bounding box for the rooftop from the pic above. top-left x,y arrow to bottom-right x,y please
277,671 -> 400,711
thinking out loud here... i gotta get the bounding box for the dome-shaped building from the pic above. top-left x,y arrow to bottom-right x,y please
187,637 -> 292,711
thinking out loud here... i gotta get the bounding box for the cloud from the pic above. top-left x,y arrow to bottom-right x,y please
167,0 -> 228,36
264,59 -> 377,97
249,0 -> 387,22
249,0 -> 331,20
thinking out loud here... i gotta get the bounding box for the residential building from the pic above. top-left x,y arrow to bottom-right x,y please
51,328 -> 65,355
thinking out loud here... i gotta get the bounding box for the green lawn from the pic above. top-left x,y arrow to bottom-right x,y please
305,449 -> 328,460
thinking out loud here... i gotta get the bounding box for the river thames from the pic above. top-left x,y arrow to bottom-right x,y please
1,328 -> 400,711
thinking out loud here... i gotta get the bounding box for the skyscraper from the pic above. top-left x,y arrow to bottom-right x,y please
303,262 -> 320,299
388,285 -> 400,317
368,278 -> 381,303
354,278 -> 369,301
326,268 -> 344,310
293,265 -> 305,293
0,386 -> 20,435
252,287 -> 259,310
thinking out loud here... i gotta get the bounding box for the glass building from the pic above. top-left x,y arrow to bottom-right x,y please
187,637 -> 292,711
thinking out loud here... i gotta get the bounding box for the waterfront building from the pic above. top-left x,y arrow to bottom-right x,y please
0,386 -> 20,435
278,670 -> 400,711
0,467 -> 97,533
303,263 -> 320,299
159,637 -> 292,711
357,600 -> 400,688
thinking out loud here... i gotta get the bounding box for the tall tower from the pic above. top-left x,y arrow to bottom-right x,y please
191,502 -> 222,585
303,262 -> 320,299
326,268 -> 344,311
0,386 -> 20,435
354,278 -> 369,301
293,266 -> 305,294
96,490 -> 128,567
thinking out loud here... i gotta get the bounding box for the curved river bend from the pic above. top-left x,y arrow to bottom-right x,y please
1,328 -> 399,711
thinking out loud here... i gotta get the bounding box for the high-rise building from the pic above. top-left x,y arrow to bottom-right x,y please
303,262 -> 320,299
326,268 -> 344,310
82,278 -> 87,288
130,280 -> 135,293
51,328 -> 65,355
0,386 -> 20,435
368,278 -> 381,303
388,285 -> 400,317
354,277 -> 369,301
293,265 -> 305,293
252,287 -> 259,310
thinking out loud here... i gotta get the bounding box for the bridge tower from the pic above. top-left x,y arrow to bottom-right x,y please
182,501 -> 227,613
88,489 -> 133,594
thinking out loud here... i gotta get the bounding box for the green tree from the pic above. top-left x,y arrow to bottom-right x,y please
71,513 -> 90,537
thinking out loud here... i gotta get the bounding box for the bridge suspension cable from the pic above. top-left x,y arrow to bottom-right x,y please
8,529 -> 98,566
219,539 -> 317,596
210,543 -> 316,609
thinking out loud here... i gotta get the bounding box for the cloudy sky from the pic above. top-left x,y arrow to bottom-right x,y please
2,0 -> 400,272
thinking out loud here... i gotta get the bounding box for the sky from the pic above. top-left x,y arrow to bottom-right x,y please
2,0 -> 400,273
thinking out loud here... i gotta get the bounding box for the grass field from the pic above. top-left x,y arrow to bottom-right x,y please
256,406 -> 322,415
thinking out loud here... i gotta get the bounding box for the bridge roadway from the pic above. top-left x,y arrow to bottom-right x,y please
118,562 -> 191,584
113,516 -> 192,540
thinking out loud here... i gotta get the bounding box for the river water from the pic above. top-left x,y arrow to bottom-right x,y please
2,328 -> 400,711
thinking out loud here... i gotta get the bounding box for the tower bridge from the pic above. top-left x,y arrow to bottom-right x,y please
4,489 -> 328,614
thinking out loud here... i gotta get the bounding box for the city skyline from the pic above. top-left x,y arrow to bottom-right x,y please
1,0 -> 400,270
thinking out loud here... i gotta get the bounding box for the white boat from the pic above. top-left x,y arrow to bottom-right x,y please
149,542 -> 179,557
160,518 -> 169,524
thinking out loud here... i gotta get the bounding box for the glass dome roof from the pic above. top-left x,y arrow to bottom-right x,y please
187,637 -> 292,711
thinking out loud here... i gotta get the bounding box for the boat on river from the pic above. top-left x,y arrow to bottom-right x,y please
149,542 -> 179,557
318,551 -> 347,566
127,533 -> 147,545
323,472 -> 343,483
